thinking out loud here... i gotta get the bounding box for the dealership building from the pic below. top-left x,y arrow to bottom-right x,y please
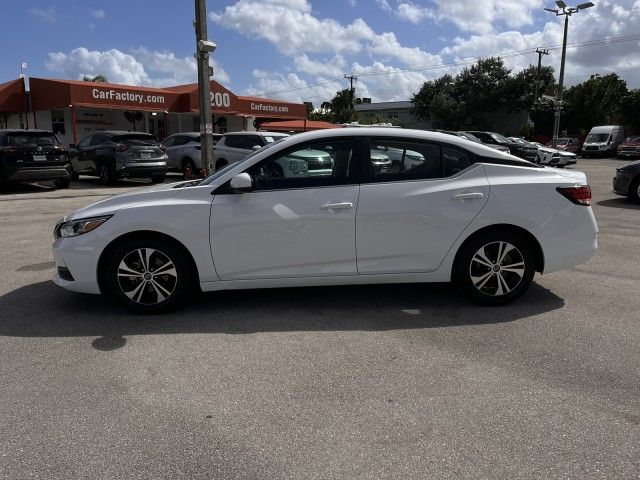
0,77 -> 307,145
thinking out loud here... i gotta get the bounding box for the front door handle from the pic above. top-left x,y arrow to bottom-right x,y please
320,201 -> 353,211
451,192 -> 484,201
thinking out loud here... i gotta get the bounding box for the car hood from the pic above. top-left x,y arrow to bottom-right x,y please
66,181 -> 188,221
620,142 -> 640,147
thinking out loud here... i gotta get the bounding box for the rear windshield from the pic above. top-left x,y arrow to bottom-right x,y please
114,134 -> 159,146
5,132 -> 60,147
586,133 -> 609,143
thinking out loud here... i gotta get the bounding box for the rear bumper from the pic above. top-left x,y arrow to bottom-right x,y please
534,203 -> 598,274
116,161 -> 167,179
6,166 -> 70,182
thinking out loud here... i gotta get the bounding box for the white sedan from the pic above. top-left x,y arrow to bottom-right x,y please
531,142 -> 578,167
52,129 -> 597,312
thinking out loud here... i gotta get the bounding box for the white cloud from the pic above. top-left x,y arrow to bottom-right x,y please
44,47 -> 230,87
28,7 -> 57,23
294,54 -> 346,77
369,32 -> 442,68
244,70 -> 344,105
375,0 -> 392,11
394,0 -> 542,34
210,0 -> 374,55
91,9 -> 106,19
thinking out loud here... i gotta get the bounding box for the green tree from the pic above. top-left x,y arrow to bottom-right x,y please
455,57 -> 511,114
82,75 -> 108,83
529,97 -> 556,136
323,89 -> 357,124
410,74 -> 455,122
619,89 -> 640,133
430,93 -> 463,129
505,65 -> 555,110
563,73 -> 628,132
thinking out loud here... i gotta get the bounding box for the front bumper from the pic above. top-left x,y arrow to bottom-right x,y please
116,161 -> 167,179
617,150 -> 640,158
6,166 -> 70,182
52,231 -> 107,294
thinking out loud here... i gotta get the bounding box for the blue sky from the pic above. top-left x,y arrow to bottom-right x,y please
4,0 -> 640,104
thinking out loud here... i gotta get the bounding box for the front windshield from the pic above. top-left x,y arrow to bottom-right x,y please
586,133 -> 610,143
490,132 -> 511,143
199,136 -> 289,185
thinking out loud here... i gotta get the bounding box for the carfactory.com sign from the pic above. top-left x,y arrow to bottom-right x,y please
91,88 -> 166,106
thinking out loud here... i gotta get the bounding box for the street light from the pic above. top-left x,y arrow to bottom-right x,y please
544,1 -> 594,146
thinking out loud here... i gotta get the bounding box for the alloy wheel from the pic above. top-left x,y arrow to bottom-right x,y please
117,248 -> 177,305
469,241 -> 525,296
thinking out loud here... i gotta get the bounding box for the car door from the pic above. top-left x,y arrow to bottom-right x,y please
356,137 -> 490,274
161,135 -> 178,169
210,137 -> 361,280
72,134 -> 94,173
86,134 -> 108,173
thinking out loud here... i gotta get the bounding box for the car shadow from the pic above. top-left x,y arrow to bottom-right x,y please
0,280 -> 564,350
596,198 -> 640,210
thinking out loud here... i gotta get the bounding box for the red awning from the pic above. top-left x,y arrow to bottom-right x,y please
260,120 -> 339,132
238,96 -> 307,119
0,78 -> 27,113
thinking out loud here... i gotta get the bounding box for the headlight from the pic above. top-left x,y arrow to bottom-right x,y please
54,215 -> 112,239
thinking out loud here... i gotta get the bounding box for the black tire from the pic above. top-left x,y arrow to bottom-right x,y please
69,164 -> 79,181
215,159 -> 228,171
103,236 -> 192,313
54,177 -> 71,189
454,230 -> 536,305
150,173 -> 166,184
629,177 -> 640,204
99,162 -> 116,186
182,159 -> 197,179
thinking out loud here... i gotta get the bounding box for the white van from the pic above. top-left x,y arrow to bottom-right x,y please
582,125 -> 625,157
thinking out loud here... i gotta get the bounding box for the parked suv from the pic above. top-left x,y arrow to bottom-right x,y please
617,135 -> 640,159
69,131 -> 168,185
0,129 -> 71,189
507,137 -> 540,163
213,131 -> 289,170
162,132 -> 222,178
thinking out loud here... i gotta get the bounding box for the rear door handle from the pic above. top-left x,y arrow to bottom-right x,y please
320,202 -> 353,211
451,192 -> 484,201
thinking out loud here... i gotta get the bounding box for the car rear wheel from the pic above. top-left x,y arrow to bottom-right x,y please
629,178 -> 640,204
104,237 -> 191,313
99,162 -> 116,186
182,159 -> 197,179
54,177 -> 71,189
455,231 -> 535,305
215,159 -> 228,171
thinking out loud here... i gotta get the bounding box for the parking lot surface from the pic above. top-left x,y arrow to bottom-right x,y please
1,161 -> 639,479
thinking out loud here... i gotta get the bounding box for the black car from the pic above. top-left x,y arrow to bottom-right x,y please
467,131 -> 537,161
0,129 -> 71,189
508,137 -> 540,163
613,160 -> 640,203
69,131 -> 168,185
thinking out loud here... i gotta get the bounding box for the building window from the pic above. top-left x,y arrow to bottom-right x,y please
51,110 -> 65,135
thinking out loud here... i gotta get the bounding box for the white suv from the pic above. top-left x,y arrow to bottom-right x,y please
213,131 -> 288,170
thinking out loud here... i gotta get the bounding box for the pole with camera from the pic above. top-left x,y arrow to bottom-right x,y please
194,0 -> 216,176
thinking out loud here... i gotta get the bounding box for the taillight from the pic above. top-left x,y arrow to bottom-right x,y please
115,143 -> 129,152
557,185 -> 591,206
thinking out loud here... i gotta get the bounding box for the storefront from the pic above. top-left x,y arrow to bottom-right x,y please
5,77 -> 306,145
0,78 -> 29,129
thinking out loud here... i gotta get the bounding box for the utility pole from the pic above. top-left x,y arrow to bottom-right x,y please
544,1 -> 594,147
534,48 -> 549,100
344,74 -> 358,95
194,0 -> 215,176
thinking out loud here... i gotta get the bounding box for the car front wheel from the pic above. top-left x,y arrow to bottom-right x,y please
455,231 -> 535,305
629,178 -> 640,204
104,237 -> 191,312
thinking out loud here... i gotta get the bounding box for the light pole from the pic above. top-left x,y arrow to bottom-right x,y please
194,0 -> 215,176
544,1 -> 594,146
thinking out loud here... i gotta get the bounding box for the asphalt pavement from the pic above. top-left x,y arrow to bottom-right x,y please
0,161 -> 638,479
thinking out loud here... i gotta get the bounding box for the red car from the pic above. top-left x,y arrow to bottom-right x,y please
617,135 -> 640,159
553,137 -> 581,154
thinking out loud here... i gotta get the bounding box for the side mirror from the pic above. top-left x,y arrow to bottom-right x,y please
251,145 -> 262,151
229,172 -> 253,192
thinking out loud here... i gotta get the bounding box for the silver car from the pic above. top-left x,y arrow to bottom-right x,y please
531,142 -> 577,167
213,131 -> 289,170
162,132 -> 222,179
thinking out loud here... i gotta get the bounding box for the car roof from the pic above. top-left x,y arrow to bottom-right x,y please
91,130 -> 155,136
223,131 -> 289,137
